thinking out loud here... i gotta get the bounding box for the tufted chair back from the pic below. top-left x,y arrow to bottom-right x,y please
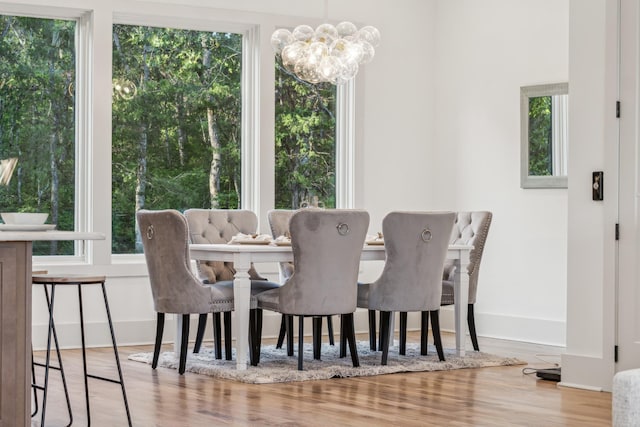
184,209 -> 264,283
267,209 -> 296,280
443,211 -> 492,304
276,209 -> 369,315
360,211 -> 455,312
136,209 -> 232,314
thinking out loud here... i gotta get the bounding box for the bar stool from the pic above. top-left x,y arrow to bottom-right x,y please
32,274 -> 132,426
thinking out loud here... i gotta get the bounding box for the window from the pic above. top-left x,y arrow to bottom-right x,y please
111,24 -> 243,253
274,60 -> 337,209
0,15 -> 76,255
1,7 -> 356,260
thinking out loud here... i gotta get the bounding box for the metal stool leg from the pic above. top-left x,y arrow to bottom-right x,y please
100,281 -> 132,426
32,284 -> 74,426
77,284 -> 92,426
31,349 -> 38,417
39,284 -> 55,427
31,285 -> 73,427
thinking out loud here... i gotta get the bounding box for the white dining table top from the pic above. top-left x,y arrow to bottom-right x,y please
189,242 -> 473,260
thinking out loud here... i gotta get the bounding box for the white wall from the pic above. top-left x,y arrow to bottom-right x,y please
432,0 -> 569,345
4,0 -> 575,356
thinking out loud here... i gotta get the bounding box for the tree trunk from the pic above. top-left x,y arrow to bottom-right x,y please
201,39 -> 220,208
134,123 -> 148,253
134,40 -> 151,252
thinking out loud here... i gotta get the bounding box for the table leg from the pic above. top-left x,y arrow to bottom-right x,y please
454,249 -> 470,357
232,254 -> 252,370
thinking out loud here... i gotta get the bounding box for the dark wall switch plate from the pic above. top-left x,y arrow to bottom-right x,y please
593,171 -> 603,201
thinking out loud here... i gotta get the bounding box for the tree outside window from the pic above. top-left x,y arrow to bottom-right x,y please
112,25 -> 242,253
0,15 -> 76,255
274,60 -> 337,209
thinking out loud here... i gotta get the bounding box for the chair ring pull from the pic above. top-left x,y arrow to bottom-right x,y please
337,223 -> 350,236
421,228 -> 432,242
147,224 -> 155,240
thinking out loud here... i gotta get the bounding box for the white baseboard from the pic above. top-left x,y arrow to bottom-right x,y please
438,307 -> 567,347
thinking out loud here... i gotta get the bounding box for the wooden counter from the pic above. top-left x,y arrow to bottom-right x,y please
0,231 -> 104,427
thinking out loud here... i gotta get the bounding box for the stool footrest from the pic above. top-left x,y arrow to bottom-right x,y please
33,361 -> 62,371
87,373 -> 125,385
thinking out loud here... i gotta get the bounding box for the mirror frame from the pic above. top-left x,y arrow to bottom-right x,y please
520,82 -> 569,189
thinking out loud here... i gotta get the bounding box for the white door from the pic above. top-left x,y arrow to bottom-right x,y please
617,0 -> 640,372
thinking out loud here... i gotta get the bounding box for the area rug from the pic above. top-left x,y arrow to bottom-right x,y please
128,341 -> 525,384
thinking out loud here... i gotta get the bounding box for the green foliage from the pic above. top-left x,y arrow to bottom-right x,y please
2,17 -> 337,255
274,61 -> 336,209
0,16 -> 75,255
528,96 -> 553,176
112,25 -> 242,252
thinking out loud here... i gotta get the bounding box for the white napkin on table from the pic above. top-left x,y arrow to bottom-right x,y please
229,232 -> 273,244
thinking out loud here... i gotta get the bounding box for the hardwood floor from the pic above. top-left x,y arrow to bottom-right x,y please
31,332 -> 611,427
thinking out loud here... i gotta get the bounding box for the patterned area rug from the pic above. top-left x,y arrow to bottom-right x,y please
128,341 -> 525,384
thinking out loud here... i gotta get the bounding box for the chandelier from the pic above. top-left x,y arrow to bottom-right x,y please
271,21 -> 380,85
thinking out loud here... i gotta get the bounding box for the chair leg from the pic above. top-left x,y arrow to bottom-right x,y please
249,309 -> 257,366
368,309 -> 377,351
193,313 -> 208,353
179,314 -> 190,374
256,308 -> 263,362
380,311 -> 392,365
212,312 -> 222,359
286,315 -> 294,357
378,311 -> 385,351
339,314 -> 347,358
297,316 -> 304,371
224,312 -> 232,361
420,311 -> 429,355
430,310 -> 445,361
249,309 -> 264,366
152,313 -> 165,368
343,314 -> 360,368
276,314 -> 287,349
399,312 -> 408,355
468,304 -> 480,351
327,315 -> 335,346
313,317 -> 322,360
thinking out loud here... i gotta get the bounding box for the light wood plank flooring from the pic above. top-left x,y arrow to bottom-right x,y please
31,332 -> 611,427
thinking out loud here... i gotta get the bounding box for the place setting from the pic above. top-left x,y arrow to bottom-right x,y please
365,232 -> 384,245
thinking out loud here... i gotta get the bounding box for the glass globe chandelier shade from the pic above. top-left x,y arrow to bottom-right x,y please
271,22 -> 380,85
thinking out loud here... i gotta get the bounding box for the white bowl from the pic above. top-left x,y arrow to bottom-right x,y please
1,212 -> 49,225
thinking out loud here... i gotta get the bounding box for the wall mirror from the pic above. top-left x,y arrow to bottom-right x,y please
520,82 -> 569,188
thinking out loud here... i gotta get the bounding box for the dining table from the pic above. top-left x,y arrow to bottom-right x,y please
188,241 -> 473,371
0,230 -> 105,427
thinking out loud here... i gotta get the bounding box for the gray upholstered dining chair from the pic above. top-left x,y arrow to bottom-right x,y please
268,209 -> 335,352
358,211 -> 455,365
184,208 -> 280,359
252,209 -> 369,370
136,209 -> 242,374
440,211 -> 492,351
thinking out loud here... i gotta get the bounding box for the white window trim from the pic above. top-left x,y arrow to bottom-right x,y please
336,81 -> 356,209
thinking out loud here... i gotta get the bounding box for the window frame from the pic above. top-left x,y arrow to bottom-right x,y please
0,6 -> 94,265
